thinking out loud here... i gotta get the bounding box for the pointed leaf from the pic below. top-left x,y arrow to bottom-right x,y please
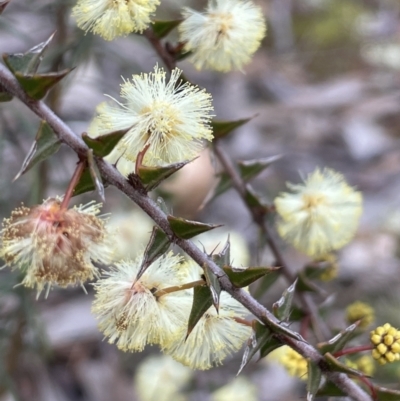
82,129 -> 127,157
138,160 -> 191,191
212,171 -> 232,198
15,69 -> 72,100
297,272 -> 320,293
203,264 -> 221,312
3,32 -> 55,74
212,116 -> 254,140
244,187 -> 266,210
152,19 -> 182,39
187,284 -> 213,338
316,381 -> 345,397
14,121 -> 61,181
223,266 -> 280,288
375,386 -> 400,401
238,321 -> 278,374
259,336 -> 283,359
318,322 -> 360,354
253,268 -> 281,298
307,360 -> 322,401
0,0 -> 12,14
324,353 -> 364,377
211,237 -> 231,268
168,215 -> 221,240
73,167 -> 95,196
238,156 -> 282,182
273,279 -> 297,321
136,226 -> 170,281
87,149 -> 105,201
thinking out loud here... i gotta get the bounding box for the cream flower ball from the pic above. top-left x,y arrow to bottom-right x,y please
88,65 -> 214,174
274,168 -> 363,257
72,0 -> 160,41
179,0 -> 267,72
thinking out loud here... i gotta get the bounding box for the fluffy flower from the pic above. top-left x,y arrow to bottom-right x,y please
370,323 -> 400,365
134,355 -> 192,401
179,0 -> 267,72
72,0 -> 159,41
88,65 -> 214,174
92,252 -> 192,351
274,168 -> 363,257
0,198 -> 113,297
165,262 -> 251,370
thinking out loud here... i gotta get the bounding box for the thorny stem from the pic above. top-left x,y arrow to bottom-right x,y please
153,279 -> 205,297
213,143 -> 331,341
333,345 -> 374,358
60,160 -> 85,210
0,63 -> 372,401
143,28 -> 176,72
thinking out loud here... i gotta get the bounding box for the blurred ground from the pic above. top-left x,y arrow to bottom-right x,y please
2,0 -> 400,400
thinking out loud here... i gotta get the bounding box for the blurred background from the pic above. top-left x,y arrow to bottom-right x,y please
1,0 -> 400,400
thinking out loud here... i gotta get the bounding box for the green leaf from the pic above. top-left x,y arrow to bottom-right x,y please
223,266 -> 280,288
212,116 -> 254,140
316,381 -> 346,397
3,32 -> 55,74
168,215 -> 221,240
238,155 -> 281,182
152,19 -> 182,39
15,69 -> 72,100
259,336 -> 283,359
136,226 -> 170,281
324,353 -> 364,377
13,120 -> 61,181
375,386 -> 400,401
297,272 -> 320,293
203,264 -> 221,312
318,322 -> 360,354
73,167 -> 95,197
138,160 -> 190,191
307,360 -> 322,401
187,285 -> 213,338
0,85 -> 12,102
244,187 -> 266,210
87,149 -> 105,201
82,129 -> 127,157
273,279 -> 297,321
252,268 -> 281,298
238,321 -> 279,374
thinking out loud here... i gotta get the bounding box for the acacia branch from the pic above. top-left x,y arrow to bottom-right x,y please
0,63 -> 372,401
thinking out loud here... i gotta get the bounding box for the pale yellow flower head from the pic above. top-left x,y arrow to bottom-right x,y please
165,262 -> 251,370
279,345 -> 308,380
89,65 -> 214,175
0,198 -> 113,297
92,252 -> 192,351
345,355 -> 375,377
72,0 -> 160,41
274,167 -> 363,257
370,323 -> 400,365
134,355 -> 192,401
211,377 -> 258,401
346,301 -> 375,329
179,0 -> 267,72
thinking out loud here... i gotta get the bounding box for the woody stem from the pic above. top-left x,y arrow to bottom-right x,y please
333,345 -> 374,358
60,160 -> 85,210
153,279 -> 206,297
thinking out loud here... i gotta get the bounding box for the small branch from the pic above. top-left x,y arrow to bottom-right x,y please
213,143 -> 330,341
333,345 -> 374,358
153,279 -> 205,297
60,160 -> 85,210
143,28 -> 176,72
0,63 -> 373,401
233,317 -> 253,327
